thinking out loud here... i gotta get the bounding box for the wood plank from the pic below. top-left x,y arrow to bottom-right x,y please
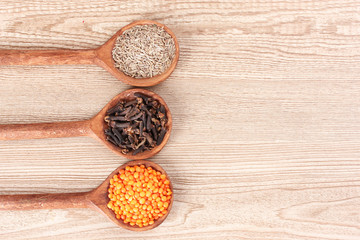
0,0 -> 359,239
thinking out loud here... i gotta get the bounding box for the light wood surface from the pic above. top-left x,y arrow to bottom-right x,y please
0,0 -> 359,239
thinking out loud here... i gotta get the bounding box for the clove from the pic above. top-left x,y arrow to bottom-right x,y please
104,93 -> 168,155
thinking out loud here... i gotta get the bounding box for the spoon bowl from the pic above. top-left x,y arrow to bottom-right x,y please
0,160 -> 174,231
0,20 -> 180,87
88,160 -> 174,231
90,88 -> 173,159
95,20 -> 180,86
0,88 -> 172,160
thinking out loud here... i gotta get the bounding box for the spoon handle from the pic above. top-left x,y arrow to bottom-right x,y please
0,192 -> 90,210
0,120 -> 92,140
0,49 -> 96,65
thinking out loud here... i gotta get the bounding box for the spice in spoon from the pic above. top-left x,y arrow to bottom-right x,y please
104,93 -> 168,155
107,164 -> 172,227
112,24 -> 176,78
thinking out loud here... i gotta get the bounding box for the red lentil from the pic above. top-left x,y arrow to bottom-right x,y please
107,165 -> 172,227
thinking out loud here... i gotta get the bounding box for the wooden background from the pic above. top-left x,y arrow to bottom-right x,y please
0,0 -> 360,239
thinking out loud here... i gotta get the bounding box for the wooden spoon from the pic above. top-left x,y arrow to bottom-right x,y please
0,88 -> 172,160
0,20 -> 179,87
0,160 -> 174,231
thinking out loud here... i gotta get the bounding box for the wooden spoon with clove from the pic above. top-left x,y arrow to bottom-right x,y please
0,160 -> 174,231
0,20 -> 179,87
0,88 -> 172,160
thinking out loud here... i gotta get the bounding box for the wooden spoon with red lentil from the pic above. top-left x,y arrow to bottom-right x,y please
0,160 -> 173,231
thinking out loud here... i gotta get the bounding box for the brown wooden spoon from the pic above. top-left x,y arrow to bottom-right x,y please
0,20 -> 179,87
0,160 -> 174,231
0,88 -> 172,160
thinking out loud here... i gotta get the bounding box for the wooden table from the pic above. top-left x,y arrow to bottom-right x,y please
0,1 -> 359,239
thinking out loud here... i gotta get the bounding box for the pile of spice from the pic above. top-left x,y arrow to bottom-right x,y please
104,93 -> 168,155
107,165 -> 172,227
112,24 -> 176,78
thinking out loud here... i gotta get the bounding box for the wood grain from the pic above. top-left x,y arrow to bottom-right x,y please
0,0 -> 359,239
0,49 -> 96,65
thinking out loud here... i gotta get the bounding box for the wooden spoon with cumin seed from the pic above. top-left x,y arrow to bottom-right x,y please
0,20 -> 179,87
